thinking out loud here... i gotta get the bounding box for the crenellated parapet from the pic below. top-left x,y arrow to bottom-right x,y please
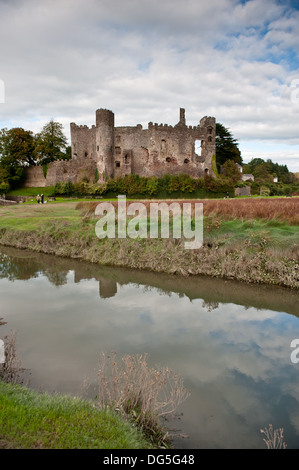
70,107 -> 216,182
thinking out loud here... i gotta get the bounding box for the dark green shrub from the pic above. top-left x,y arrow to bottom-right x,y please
54,181 -> 74,196
0,181 -> 10,194
145,176 -> 159,196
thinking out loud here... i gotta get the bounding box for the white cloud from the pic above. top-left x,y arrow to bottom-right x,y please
0,0 -> 298,171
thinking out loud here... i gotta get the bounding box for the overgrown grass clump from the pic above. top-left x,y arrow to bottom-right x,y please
97,352 -> 189,446
0,381 -> 153,449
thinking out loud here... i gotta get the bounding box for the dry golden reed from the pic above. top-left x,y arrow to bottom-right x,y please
97,351 -> 190,442
76,197 -> 299,225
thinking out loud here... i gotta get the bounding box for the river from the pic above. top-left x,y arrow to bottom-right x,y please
0,245 -> 299,449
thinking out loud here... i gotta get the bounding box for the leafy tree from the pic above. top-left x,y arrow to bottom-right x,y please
221,159 -> 242,183
216,123 -> 242,168
245,157 -> 296,184
242,164 -> 252,174
61,145 -> 71,161
246,158 -> 265,169
35,120 -> 68,164
0,165 -> 11,194
0,165 -> 10,183
253,163 -> 273,184
0,127 -> 35,187
0,127 -> 36,168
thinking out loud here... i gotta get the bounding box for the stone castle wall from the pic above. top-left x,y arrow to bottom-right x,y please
24,108 -> 216,187
24,158 -> 97,188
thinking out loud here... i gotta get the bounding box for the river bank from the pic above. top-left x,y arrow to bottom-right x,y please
1,243 -> 298,450
0,381 -> 153,449
0,200 -> 298,289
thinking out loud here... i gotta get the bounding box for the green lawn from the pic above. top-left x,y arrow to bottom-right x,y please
0,381 -> 152,449
0,201 -> 298,249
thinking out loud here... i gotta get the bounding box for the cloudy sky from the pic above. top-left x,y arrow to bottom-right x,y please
0,0 -> 299,171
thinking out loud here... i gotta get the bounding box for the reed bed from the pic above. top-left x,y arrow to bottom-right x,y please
97,351 -> 190,445
76,197 -> 299,225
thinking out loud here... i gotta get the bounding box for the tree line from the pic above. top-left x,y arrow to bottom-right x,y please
0,120 -> 70,192
215,123 -> 297,188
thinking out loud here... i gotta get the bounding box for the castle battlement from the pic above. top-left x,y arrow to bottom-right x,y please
70,108 -> 216,182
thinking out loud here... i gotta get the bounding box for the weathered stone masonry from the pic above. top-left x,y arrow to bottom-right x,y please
24,108 -> 216,187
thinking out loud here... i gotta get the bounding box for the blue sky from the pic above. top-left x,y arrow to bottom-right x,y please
0,0 -> 298,171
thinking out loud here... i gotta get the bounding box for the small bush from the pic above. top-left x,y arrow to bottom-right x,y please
97,352 -> 190,445
146,176 -> 159,196
0,181 -> 10,194
54,181 -> 74,196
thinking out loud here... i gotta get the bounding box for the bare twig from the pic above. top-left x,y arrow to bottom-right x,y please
260,424 -> 287,449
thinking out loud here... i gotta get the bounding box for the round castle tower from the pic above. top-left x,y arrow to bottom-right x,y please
95,109 -> 115,181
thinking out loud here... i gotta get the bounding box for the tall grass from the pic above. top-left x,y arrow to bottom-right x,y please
76,197 -> 299,225
97,352 -> 190,446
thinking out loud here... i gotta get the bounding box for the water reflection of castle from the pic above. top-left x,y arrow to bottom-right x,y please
1,246 -> 298,317
75,272 -> 117,299
75,272 -> 220,310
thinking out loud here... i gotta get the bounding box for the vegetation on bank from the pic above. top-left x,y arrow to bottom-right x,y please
0,329 -> 186,449
0,381 -> 154,449
0,198 -> 298,289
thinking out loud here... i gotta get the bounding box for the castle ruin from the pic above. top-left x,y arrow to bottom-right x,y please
24,108 -> 216,187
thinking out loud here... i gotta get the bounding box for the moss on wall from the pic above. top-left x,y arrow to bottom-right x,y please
211,154 -> 218,177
